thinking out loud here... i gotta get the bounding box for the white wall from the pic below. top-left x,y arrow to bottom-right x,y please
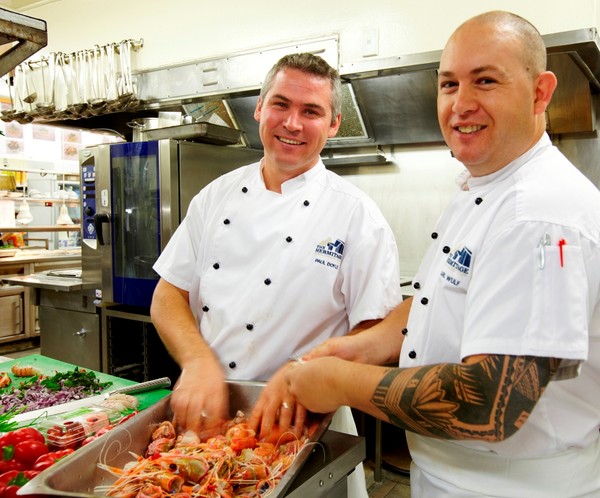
24,0 -> 600,70
337,146 -> 464,278
16,0 -> 600,276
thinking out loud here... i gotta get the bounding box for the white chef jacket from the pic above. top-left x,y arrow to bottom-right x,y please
154,159 -> 401,498
155,159 -> 402,380
400,134 -> 600,497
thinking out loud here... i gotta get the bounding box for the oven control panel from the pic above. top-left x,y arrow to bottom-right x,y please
81,162 -> 96,244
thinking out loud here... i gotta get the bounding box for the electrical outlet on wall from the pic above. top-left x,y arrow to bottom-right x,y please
362,27 -> 379,57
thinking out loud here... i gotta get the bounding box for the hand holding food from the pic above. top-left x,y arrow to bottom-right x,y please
248,364 -> 307,440
170,359 -> 228,434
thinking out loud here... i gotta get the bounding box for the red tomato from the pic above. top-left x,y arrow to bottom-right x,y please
13,440 -> 49,466
31,449 -> 74,471
44,425 -> 62,438
94,425 -> 114,437
79,435 -> 97,447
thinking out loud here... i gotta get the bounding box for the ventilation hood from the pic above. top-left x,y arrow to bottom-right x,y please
31,28 -> 600,151
231,28 -> 600,152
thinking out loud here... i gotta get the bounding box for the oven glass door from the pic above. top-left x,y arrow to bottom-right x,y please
110,141 -> 161,307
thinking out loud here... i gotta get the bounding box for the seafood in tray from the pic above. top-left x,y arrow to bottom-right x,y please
98,410 -> 312,497
19,381 -> 333,498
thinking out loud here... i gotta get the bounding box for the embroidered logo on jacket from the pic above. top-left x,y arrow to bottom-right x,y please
440,246 -> 472,286
314,238 -> 345,269
448,246 -> 472,274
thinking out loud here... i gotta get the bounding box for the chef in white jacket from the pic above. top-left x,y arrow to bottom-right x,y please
151,52 -> 402,498
285,11 -> 600,498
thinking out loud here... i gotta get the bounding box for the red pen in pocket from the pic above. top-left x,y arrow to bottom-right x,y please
558,239 -> 566,267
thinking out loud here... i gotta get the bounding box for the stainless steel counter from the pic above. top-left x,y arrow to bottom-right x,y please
0,248 -> 80,265
2,269 -> 82,291
0,248 -> 82,340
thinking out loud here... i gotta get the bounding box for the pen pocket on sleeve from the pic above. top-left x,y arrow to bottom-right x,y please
529,244 -> 587,355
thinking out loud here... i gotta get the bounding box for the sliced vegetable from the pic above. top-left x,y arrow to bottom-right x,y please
0,368 -> 113,415
39,367 -> 112,393
0,408 -> 22,434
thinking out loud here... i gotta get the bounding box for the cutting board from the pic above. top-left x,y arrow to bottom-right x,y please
0,354 -> 171,416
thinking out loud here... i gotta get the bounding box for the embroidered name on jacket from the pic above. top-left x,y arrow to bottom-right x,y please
314,238 -> 345,269
440,246 -> 472,286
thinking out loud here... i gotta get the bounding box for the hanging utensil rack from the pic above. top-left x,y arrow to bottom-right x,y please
2,38 -> 143,124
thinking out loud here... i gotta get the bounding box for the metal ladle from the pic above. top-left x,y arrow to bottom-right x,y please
87,46 -> 107,115
12,64 -> 31,123
1,75 -> 16,122
106,45 -> 124,112
36,54 -> 56,117
52,52 -> 70,119
66,51 -> 88,118
23,62 -> 37,105
117,40 -> 134,106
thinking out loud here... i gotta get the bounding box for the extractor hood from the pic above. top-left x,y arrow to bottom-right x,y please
226,29 -> 600,151
26,28 -> 600,149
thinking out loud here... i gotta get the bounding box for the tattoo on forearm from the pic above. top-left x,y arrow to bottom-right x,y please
371,355 -> 560,441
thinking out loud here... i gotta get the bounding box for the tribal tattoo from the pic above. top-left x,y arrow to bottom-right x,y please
371,355 -> 560,441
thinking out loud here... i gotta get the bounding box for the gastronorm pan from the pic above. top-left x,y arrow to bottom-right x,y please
20,380 -> 333,497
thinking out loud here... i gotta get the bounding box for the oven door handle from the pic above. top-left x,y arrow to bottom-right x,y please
94,212 -> 110,246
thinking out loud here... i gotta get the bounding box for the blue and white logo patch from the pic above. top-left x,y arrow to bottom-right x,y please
440,246 -> 472,286
314,238 -> 345,270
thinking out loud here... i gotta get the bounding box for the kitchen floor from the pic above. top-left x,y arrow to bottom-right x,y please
2,346 -> 412,497
365,462 -> 411,497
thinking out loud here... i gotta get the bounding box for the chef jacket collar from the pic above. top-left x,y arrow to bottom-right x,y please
456,133 -> 551,191
258,158 -> 326,195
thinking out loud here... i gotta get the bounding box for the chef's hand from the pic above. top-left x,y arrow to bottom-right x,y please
170,357 -> 228,435
303,334 -> 367,363
248,364 -> 307,441
285,357 -> 345,413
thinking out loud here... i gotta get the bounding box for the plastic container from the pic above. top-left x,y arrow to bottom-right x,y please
38,405 -> 123,450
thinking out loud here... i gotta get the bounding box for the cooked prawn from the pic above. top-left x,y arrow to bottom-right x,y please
99,412 -> 308,497
10,363 -> 41,377
0,372 -> 10,388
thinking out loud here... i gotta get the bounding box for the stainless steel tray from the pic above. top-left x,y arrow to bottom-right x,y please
144,122 -> 242,145
20,380 -> 333,497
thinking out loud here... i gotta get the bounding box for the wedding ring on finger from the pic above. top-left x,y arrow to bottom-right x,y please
281,402 -> 292,410
289,354 -> 305,365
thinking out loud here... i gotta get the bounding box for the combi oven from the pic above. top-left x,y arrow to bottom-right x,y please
80,139 -> 261,308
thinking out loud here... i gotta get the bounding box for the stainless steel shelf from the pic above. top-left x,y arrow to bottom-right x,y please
0,224 -> 80,232
0,8 -> 47,77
